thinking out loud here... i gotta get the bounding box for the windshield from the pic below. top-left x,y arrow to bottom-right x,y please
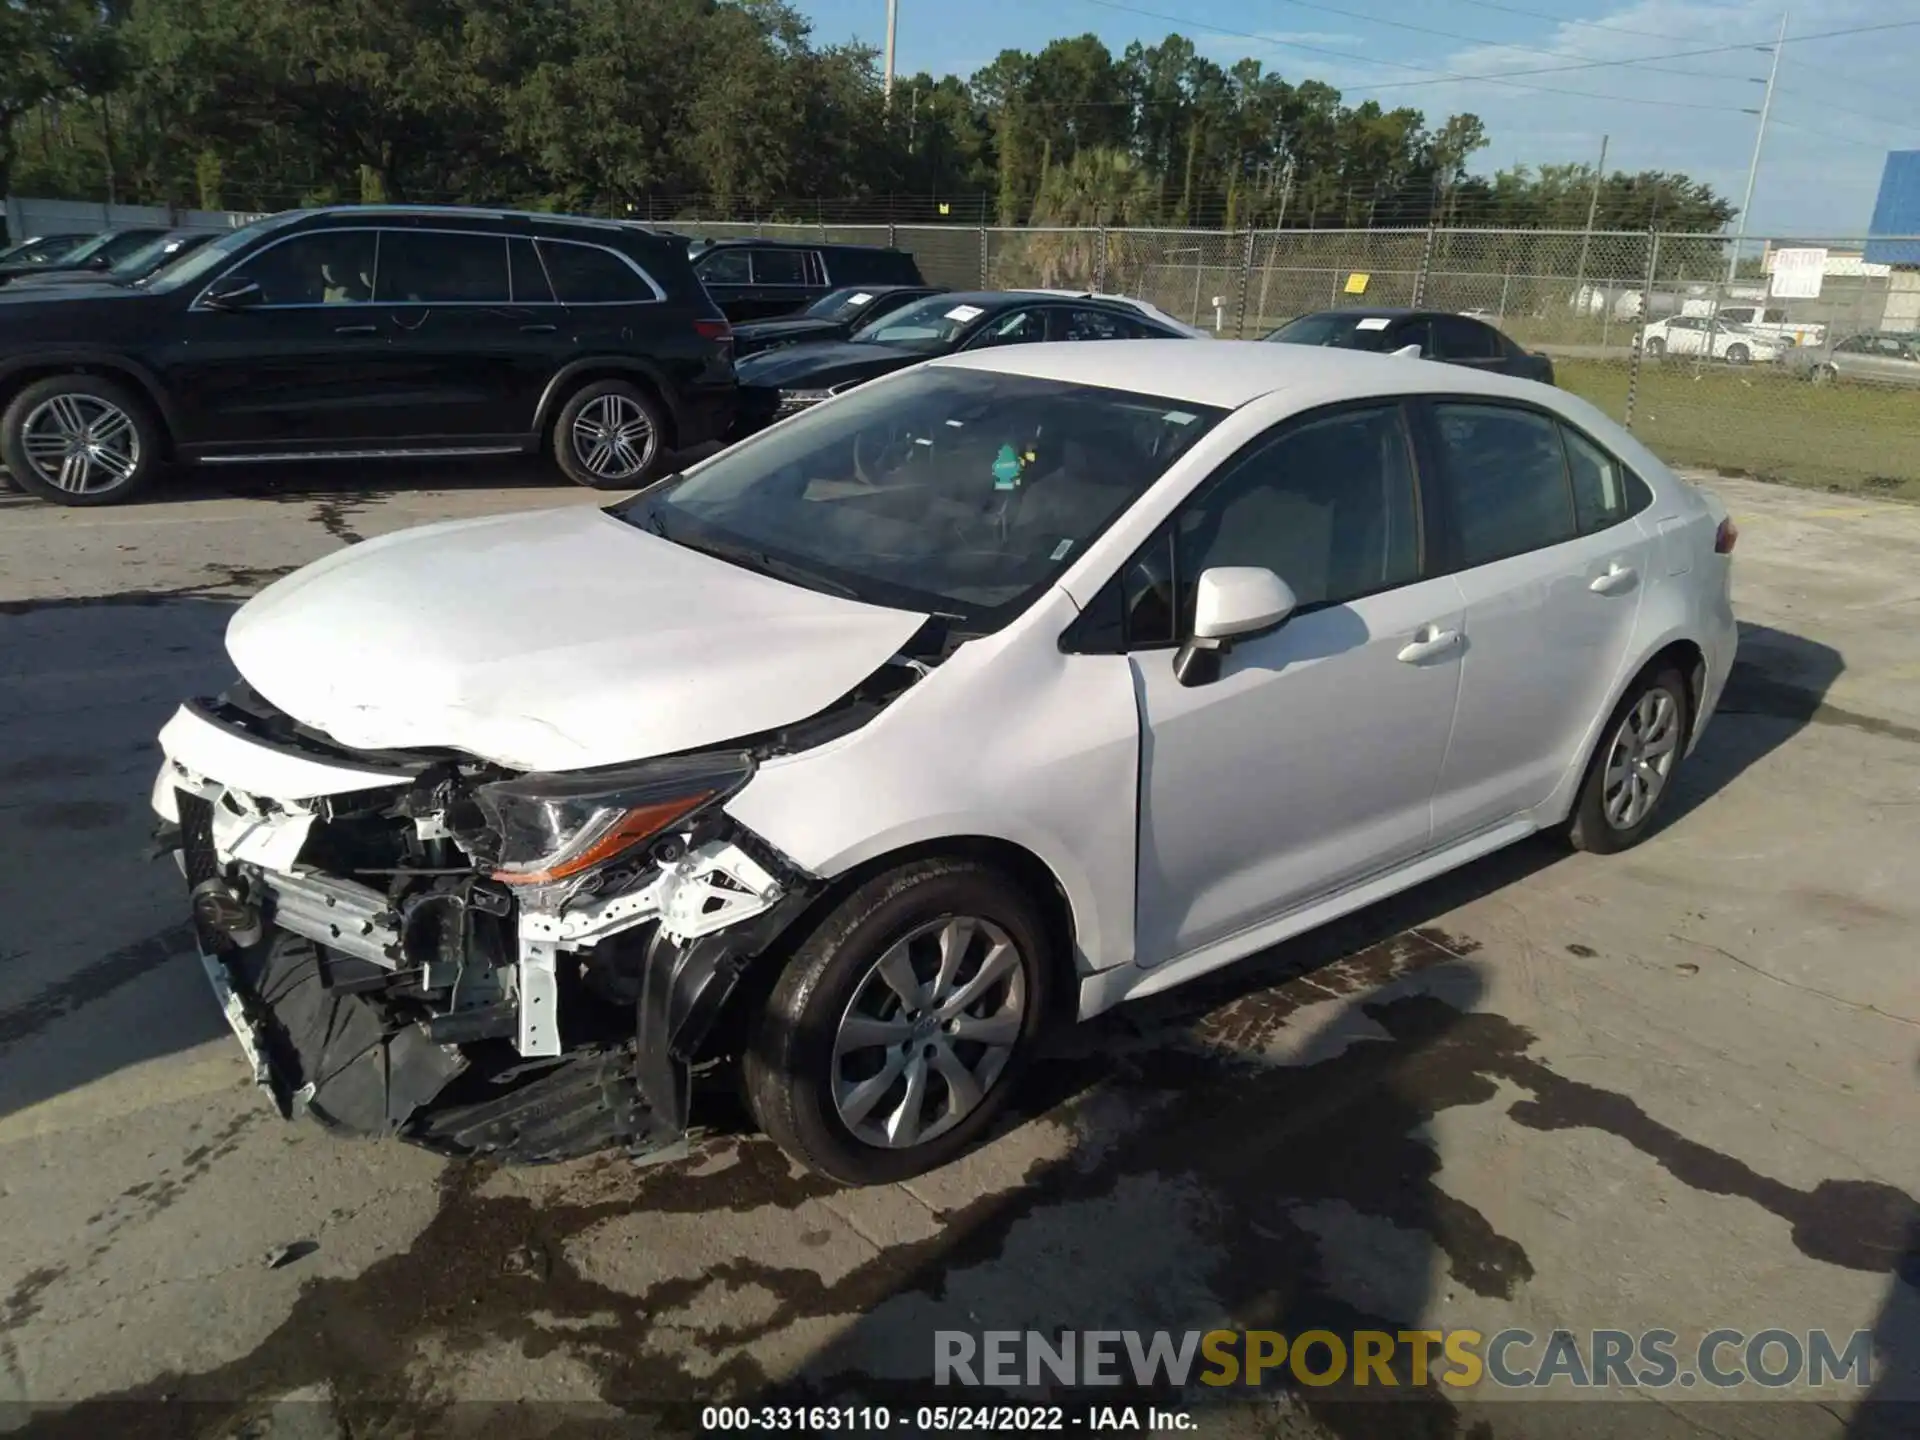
0,234 -> 89,266
804,287 -> 886,321
850,295 -> 993,351
141,219 -> 284,293
1266,313 -> 1393,352
111,234 -> 194,279
612,366 -> 1224,625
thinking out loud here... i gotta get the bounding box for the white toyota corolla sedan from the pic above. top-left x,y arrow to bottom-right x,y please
150,340 -> 1738,1184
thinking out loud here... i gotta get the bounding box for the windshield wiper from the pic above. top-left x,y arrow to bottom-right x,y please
732,549 -> 862,600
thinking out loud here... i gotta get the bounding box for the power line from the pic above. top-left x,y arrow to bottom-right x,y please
1359,17 -> 1920,92
1255,0 -> 1766,86
1771,86 -> 1916,135
1441,0 -> 1918,110
1074,0 -> 1754,112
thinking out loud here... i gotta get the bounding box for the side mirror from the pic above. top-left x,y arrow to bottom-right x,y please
1174,567 -> 1297,687
201,276 -> 262,311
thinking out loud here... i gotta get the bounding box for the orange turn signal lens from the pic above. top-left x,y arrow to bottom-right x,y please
491,792 -> 714,885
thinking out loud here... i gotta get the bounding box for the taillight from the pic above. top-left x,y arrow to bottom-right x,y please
694,318 -> 732,349
1714,517 -> 1739,554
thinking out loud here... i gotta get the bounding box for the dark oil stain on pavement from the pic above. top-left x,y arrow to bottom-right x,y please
0,923 -> 197,1049
0,567 -> 294,615
18,919 -> 1918,1440
310,498 -> 366,546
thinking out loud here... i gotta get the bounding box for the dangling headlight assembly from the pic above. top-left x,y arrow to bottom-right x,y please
473,751 -> 754,887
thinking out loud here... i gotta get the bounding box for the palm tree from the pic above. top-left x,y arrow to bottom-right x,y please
1015,147 -> 1159,289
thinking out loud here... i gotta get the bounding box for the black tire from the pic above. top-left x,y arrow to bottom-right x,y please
1725,343 -> 1751,365
1567,665 -> 1691,855
743,858 -> 1055,1185
1,373 -> 161,506
551,378 -> 671,490
1810,364 -> 1837,386
1643,337 -> 1665,358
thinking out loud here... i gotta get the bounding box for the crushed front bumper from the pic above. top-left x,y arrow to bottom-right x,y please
155,699 -> 816,1165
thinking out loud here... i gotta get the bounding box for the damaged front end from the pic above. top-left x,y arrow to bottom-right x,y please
149,681 -> 853,1166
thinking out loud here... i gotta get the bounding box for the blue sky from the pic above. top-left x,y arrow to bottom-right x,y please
791,0 -> 1918,236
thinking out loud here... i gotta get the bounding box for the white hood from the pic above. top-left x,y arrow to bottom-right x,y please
225,506 -> 928,772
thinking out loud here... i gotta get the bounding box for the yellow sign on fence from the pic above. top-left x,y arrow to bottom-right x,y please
1344,272 -> 1370,295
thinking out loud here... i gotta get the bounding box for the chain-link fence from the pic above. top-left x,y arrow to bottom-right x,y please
678,219 -> 1920,494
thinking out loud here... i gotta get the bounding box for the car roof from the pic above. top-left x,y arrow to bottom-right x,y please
281,205 -> 662,237
697,238 -> 908,254
929,338 -> 1555,410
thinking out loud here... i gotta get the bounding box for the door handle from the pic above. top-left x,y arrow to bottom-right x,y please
333,323 -> 378,336
519,323 -> 557,334
1396,626 -> 1461,664
1589,562 -> 1638,595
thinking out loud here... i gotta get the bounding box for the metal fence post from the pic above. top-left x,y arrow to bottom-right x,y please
1412,221 -> 1437,307
1094,226 -> 1108,292
887,221 -> 897,249
978,224 -> 988,289
1233,228 -> 1254,338
1624,227 -> 1660,432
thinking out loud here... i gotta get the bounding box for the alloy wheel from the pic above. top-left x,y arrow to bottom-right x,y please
20,393 -> 141,495
1603,687 -> 1681,830
568,393 -> 656,481
831,914 -> 1026,1149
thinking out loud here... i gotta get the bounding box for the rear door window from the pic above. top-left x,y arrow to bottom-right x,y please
1431,315 -> 1500,360
375,231 -> 510,303
1560,424 -> 1650,534
1432,403 -> 1579,566
509,238 -> 554,303
538,240 -> 656,303
750,249 -> 809,285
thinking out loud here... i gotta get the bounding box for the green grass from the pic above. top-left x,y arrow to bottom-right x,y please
1553,357 -> 1920,501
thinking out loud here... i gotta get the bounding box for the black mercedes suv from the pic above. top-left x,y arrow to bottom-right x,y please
0,206 -> 737,506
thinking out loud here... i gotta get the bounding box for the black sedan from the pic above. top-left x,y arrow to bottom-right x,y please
732,289 -> 1193,437
1265,307 -> 1554,385
0,227 -> 173,286
731,284 -> 949,359
4,230 -> 217,290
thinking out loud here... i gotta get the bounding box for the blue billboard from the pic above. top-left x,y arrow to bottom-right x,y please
1866,151 -> 1920,266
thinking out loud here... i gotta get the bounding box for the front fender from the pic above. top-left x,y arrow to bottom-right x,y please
0,350 -> 185,440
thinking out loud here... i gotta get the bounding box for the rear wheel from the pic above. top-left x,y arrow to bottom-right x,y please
1,373 -> 160,506
743,858 -> 1054,1185
551,379 -> 670,490
1725,343 -> 1751,365
1810,363 -> 1837,386
1568,666 -> 1690,854
1643,337 -> 1665,358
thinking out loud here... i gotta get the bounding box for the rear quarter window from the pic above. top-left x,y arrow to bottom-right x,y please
537,240 -> 658,303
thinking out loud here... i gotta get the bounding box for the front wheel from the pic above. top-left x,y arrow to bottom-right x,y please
743,858 -> 1054,1185
551,379 -> 671,490
1725,343 -> 1751,365
1568,666 -> 1690,855
1,373 -> 161,506
1643,337 -> 1665,358
1810,363 -> 1837,386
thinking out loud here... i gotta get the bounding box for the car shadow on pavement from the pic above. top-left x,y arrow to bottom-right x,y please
1658,619 -> 1849,830
0,599 -> 242,1124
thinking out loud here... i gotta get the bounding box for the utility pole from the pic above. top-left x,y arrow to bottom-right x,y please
1727,11 -> 1787,285
884,0 -> 898,106
1573,133 -> 1608,313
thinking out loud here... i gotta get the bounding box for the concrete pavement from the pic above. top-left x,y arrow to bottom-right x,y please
0,461 -> 1915,1439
